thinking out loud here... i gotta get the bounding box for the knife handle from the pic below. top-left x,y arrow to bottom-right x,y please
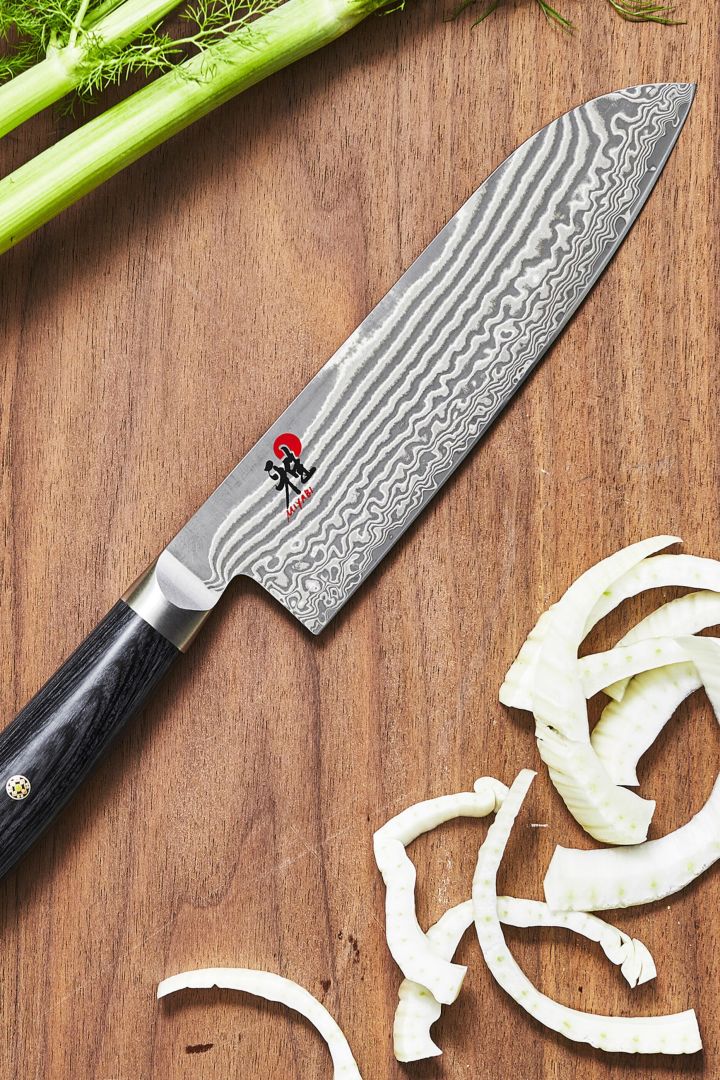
0,564 -> 210,881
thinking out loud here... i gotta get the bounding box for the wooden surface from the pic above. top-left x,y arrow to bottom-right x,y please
0,3 -> 718,1076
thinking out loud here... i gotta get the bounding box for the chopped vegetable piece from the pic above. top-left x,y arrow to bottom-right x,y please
499,537 -> 679,711
373,777 -> 507,1005
499,609 -> 556,712
592,662 -> 700,786
544,773 -> 720,911
157,967 -> 362,1077
472,770 -> 702,1054
394,897 -> 656,1062
547,637 -> 720,911
587,555 -> 720,630
603,591 -> 720,700
530,544 -> 684,843
497,898 -> 656,988
600,636 -> 720,787
393,902 -> 471,1063
579,635 -> 696,698
684,636 -> 720,715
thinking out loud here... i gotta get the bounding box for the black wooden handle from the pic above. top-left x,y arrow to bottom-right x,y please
0,600 -> 179,880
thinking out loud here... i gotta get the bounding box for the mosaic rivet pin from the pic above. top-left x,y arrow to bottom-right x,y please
6,775 -> 31,800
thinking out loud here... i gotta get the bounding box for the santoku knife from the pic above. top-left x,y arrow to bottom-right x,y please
0,83 -> 694,880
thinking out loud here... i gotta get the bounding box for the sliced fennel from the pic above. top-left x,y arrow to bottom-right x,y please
472,770 -> 702,1054
579,636 -> 696,699
546,637 -> 720,911
588,636 -> 720,785
544,774 -> 720,911
157,967 -> 361,1077
503,545 -> 720,710
497,898 -> 656,988
592,662 -> 701,786
499,536 -> 679,711
373,777 -> 507,1005
587,554 -> 720,630
499,609 -> 555,712
394,896 -> 656,1063
530,544 -> 687,843
603,591 -> 720,700
393,902 -> 473,1063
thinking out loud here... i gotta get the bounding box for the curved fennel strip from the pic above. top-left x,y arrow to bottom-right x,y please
531,546 -> 680,843
589,636 -> 720,785
373,777 -> 508,1005
393,902 -> 472,1063
587,554 -> 720,630
499,536 -> 679,710
684,635 -> 720,712
472,770 -> 701,1054
497,898 -> 656,988
603,591 -> 720,700
393,897 -> 656,1063
547,638 -> 720,913
544,774 -> 720,912
499,609 -> 555,711
579,636 -> 696,699
157,968 -> 362,1078
591,662 -> 701,786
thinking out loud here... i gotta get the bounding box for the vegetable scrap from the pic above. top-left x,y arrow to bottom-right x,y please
372,776 -> 507,1004
158,967 -> 362,1077
393,894 -> 656,1062
471,771 -> 700,1054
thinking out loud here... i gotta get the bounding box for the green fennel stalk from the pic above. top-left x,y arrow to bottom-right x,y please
0,0 -> 382,253
0,0 -> 684,254
0,0 -> 184,135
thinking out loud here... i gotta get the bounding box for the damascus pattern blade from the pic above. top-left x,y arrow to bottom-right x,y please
158,83 -> 694,634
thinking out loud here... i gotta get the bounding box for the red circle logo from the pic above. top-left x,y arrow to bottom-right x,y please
273,432 -> 302,459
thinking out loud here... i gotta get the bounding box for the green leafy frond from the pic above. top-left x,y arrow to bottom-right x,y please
472,2 -> 500,25
0,0 -> 112,76
0,0 -> 688,96
536,0 -> 573,29
75,0 -> 281,97
448,0 -> 681,27
0,0 -> 282,95
606,0 -> 682,23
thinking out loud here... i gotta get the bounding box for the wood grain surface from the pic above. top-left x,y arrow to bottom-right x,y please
0,2 -> 718,1076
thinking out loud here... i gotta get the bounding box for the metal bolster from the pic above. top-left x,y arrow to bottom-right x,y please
123,561 -> 212,652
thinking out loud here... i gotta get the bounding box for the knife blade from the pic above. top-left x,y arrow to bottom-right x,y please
0,82 -> 694,881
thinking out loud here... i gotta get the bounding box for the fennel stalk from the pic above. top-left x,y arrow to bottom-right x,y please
0,0 -> 183,136
0,0 -> 382,254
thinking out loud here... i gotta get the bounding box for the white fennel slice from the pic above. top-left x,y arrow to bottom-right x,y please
547,636 -> 720,911
157,968 -> 362,1078
603,591 -> 720,701
530,545 -> 691,844
393,897 -> 656,1063
472,770 -> 701,1055
499,536 -> 679,710
579,636 -> 700,699
588,635 -> 720,787
373,777 -> 508,1005
592,662 -> 701,786
544,773 -> 720,912
497,898 -> 656,988
587,554 -> 720,631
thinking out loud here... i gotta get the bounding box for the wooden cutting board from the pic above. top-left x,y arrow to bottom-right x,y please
0,3 -> 717,1075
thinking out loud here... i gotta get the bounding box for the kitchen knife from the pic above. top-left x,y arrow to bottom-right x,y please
0,83 -> 694,880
